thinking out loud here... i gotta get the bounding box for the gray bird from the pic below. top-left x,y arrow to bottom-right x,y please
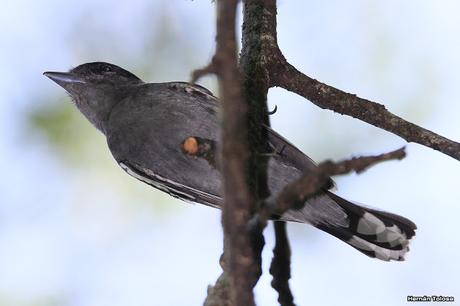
44,62 -> 416,261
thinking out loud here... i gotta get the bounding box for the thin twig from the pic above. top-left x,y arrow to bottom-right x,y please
191,57 -> 217,83
272,147 -> 406,214
269,221 -> 296,306
269,59 -> 460,161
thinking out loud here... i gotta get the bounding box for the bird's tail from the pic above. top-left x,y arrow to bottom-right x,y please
282,192 -> 417,261
321,192 -> 416,261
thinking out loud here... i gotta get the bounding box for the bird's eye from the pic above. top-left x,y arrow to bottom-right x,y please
103,65 -> 112,73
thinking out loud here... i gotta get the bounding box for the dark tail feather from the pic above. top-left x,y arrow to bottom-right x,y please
317,192 -> 417,261
281,191 -> 417,261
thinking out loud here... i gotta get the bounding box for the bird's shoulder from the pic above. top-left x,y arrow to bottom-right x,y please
131,81 -> 218,103
161,81 -> 217,99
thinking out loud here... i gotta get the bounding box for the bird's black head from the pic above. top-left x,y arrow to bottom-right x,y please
69,62 -> 141,84
44,62 -> 143,132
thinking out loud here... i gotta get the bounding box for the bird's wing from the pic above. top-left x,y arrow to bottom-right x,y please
118,160 -> 222,208
106,82 -> 224,208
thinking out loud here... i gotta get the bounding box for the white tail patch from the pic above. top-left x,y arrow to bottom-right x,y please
356,212 -> 410,251
347,235 -> 409,261
357,212 -> 386,235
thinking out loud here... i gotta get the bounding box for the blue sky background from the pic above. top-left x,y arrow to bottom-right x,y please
0,1 -> 459,305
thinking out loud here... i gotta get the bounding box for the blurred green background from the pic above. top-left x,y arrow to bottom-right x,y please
0,1 -> 459,305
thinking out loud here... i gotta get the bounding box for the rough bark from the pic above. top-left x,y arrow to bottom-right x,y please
194,0 -> 261,305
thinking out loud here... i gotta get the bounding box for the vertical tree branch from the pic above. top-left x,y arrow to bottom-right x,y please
214,1 -> 260,305
240,0 -> 276,287
241,0 -> 274,198
270,222 -> 296,306
241,0 -> 297,302
197,1 -> 294,305
195,0 -> 264,304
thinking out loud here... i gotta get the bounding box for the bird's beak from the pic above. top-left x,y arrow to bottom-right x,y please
43,71 -> 86,88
